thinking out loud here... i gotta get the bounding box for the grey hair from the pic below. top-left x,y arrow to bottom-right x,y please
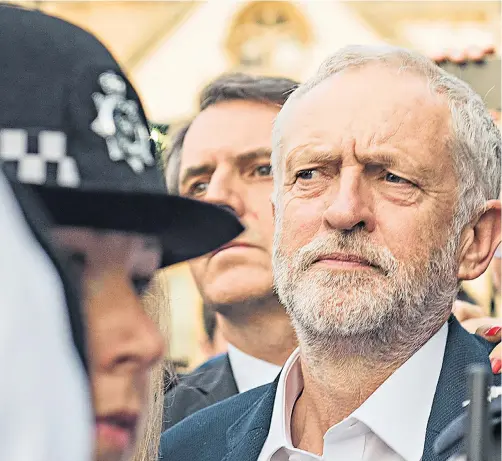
272,45 -> 501,234
163,73 -> 299,195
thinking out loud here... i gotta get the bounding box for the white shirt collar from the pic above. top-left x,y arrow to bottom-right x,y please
260,323 -> 448,461
227,343 -> 282,394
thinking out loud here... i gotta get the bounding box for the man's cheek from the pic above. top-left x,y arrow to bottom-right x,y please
284,205 -> 325,248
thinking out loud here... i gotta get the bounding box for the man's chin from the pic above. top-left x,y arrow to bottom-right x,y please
285,286 -> 399,335
201,272 -> 274,305
209,289 -> 275,307
291,305 -> 396,345
203,285 -> 276,313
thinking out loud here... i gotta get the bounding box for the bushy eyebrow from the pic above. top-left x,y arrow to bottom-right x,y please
285,149 -> 336,173
285,148 -> 435,178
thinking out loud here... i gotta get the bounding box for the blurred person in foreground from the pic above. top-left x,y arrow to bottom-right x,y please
160,44 -> 501,461
0,168 -> 92,461
0,5 -> 243,461
161,67 -> 501,428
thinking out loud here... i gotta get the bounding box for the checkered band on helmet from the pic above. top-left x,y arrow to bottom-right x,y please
0,129 -> 80,187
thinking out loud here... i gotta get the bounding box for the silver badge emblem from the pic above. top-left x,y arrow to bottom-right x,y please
91,71 -> 154,174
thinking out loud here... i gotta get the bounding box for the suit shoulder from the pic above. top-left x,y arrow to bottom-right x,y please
160,384 -> 270,460
471,333 -> 500,355
166,384 -> 269,434
165,354 -> 228,398
466,332 -> 500,385
163,354 -> 240,431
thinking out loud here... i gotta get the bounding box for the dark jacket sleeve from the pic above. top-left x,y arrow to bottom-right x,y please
160,385 -> 269,461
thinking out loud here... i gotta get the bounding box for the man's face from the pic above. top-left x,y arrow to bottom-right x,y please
178,100 -> 277,308
53,228 -> 164,461
273,65 -> 461,343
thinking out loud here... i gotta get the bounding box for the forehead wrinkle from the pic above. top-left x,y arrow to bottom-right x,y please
235,148 -> 272,165
279,69 -> 452,185
285,146 -> 338,173
353,149 -> 437,178
284,138 -> 440,182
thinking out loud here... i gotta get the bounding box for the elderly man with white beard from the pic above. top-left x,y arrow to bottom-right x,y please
159,45 -> 501,461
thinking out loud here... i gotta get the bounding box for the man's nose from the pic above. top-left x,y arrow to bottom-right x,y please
323,170 -> 375,232
203,169 -> 245,218
132,307 -> 165,371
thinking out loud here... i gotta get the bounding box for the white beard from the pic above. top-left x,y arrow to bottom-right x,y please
272,226 -> 460,356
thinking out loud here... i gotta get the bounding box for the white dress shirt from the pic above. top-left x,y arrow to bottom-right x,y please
228,343 -> 282,393
0,174 -> 92,461
258,323 -> 448,461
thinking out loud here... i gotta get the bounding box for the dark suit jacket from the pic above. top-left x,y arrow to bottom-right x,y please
159,317 -> 500,461
162,353 -> 238,430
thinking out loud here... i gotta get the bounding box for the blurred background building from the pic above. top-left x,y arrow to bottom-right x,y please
11,0 -> 501,369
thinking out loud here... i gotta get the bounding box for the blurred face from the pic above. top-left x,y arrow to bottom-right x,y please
53,228 -> 164,461
273,65 -> 461,345
179,100 -> 277,308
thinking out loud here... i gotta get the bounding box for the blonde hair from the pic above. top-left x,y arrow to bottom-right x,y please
131,271 -> 172,461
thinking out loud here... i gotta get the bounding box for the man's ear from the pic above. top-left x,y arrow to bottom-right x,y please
458,199 -> 501,281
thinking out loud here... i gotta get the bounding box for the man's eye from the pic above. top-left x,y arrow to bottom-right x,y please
295,169 -> 317,181
188,182 -> 209,196
384,172 -> 411,185
253,164 -> 272,177
133,277 -> 151,296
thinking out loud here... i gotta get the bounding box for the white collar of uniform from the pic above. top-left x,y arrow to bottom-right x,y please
260,323 -> 448,461
227,343 -> 282,394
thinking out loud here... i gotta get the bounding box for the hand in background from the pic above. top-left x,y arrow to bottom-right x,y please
454,300 -> 501,374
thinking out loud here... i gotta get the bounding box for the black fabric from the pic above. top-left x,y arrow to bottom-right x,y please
32,185 -> 244,267
162,354 -> 238,430
2,168 -> 87,372
434,396 -> 501,457
0,3 -> 243,268
159,317 -> 500,461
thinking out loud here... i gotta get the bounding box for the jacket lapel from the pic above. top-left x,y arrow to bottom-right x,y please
200,354 -> 239,403
222,378 -> 279,461
422,316 -> 497,461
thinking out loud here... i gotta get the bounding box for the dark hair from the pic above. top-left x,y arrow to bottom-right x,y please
202,304 -> 217,343
163,73 -> 299,194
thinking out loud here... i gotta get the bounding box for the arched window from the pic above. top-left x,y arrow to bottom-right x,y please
226,2 -> 312,76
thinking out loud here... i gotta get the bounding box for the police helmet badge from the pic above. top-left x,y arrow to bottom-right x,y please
90,71 -> 154,174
